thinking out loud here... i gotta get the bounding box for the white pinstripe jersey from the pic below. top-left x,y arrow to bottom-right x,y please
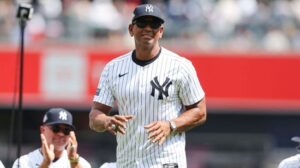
278,154 -> 300,168
12,149 -> 91,168
94,47 -> 205,168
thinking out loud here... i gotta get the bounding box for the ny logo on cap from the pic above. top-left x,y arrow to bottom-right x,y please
59,111 -> 68,120
145,4 -> 154,13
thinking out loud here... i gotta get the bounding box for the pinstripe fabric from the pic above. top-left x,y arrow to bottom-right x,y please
94,47 -> 205,168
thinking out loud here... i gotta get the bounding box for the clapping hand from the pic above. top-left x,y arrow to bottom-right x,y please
67,131 -> 79,160
40,133 -> 55,166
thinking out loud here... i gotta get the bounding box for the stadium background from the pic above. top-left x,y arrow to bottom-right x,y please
1,0 -> 300,167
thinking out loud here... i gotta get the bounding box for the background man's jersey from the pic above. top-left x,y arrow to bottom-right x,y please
278,154 -> 300,168
12,149 -> 91,168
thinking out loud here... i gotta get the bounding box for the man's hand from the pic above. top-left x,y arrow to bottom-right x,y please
67,131 -> 79,160
144,121 -> 171,145
105,115 -> 134,135
40,133 -> 55,167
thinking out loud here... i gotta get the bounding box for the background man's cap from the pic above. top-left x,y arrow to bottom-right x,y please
291,136 -> 300,142
43,108 -> 75,130
132,4 -> 164,23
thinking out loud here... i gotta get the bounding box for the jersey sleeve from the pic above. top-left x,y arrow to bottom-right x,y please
0,161 -> 4,168
79,157 -> 92,168
12,157 -> 31,168
93,63 -> 114,107
12,159 -> 20,168
100,162 -> 117,168
278,160 -> 287,168
179,60 -> 205,106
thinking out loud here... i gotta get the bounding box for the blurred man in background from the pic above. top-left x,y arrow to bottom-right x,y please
0,160 -> 4,168
12,108 -> 91,168
278,136 -> 300,168
89,3 -> 206,168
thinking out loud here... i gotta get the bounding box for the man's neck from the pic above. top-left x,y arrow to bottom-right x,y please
135,44 -> 160,61
54,149 -> 64,159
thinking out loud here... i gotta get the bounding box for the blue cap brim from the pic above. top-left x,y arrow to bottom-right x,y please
45,121 -> 75,130
133,15 -> 164,23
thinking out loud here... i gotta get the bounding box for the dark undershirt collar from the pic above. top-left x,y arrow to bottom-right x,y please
132,47 -> 161,66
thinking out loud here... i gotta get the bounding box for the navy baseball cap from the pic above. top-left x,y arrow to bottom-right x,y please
132,4 -> 164,23
43,108 -> 75,130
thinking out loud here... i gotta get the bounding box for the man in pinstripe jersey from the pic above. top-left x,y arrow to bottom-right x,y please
12,108 -> 91,168
89,3 -> 207,168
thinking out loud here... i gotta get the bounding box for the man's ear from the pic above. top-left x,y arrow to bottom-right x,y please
40,125 -> 45,133
129,24 -> 134,37
159,26 -> 164,38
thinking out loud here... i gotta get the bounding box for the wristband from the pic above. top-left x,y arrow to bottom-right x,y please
69,154 -> 79,164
